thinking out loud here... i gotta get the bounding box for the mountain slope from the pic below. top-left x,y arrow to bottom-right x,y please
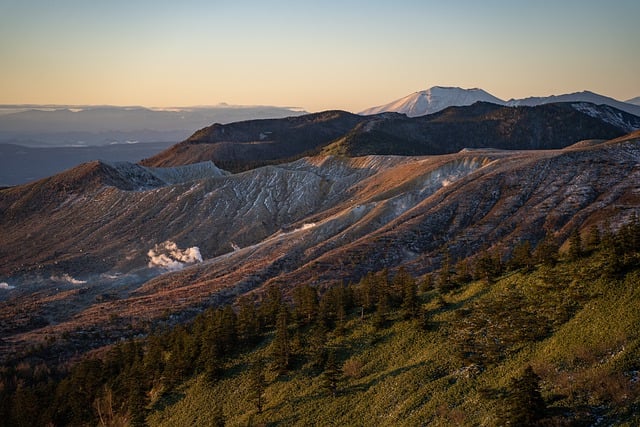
506,90 -> 640,116
359,86 -> 506,117
141,110 -> 367,172
2,131 -> 639,361
324,102 -> 640,156
142,103 -> 640,172
626,96 -> 640,106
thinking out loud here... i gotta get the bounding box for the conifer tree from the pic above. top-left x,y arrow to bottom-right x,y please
400,272 -> 418,319
502,366 -> 546,426
237,296 -> 260,344
248,361 -> 267,414
321,349 -> 340,397
293,284 -> 319,325
508,240 -> 533,271
567,228 -> 582,260
272,306 -> 290,374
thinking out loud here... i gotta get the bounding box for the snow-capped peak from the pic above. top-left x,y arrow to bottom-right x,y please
361,87 -> 640,118
505,90 -> 640,116
360,86 -> 506,117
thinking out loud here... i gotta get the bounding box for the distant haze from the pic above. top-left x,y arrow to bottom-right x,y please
0,1 -> 638,112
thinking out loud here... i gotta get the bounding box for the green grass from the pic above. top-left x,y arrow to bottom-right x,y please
146,254 -> 640,426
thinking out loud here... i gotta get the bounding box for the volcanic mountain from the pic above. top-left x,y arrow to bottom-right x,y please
360,86 -> 640,117
1,101 -> 640,360
359,86 -> 505,117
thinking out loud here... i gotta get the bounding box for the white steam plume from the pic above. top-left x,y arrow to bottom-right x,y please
0,282 -> 15,290
148,240 -> 203,271
51,274 -> 87,285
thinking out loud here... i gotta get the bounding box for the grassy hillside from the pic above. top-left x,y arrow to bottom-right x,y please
2,223 -> 640,426
146,233 -> 640,426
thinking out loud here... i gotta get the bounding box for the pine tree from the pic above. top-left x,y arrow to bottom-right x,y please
306,323 -> 328,371
271,306 -> 290,374
436,248 -> 454,290
248,361 -> 267,414
508,240 -> 533,271
237,296 -> 260,344
585,224 -> 601,251
400,271 -> 418,319
534,235 -> 558,266
567,228 -> 582,260
293,284 -> 318,325
210,401 -> 225,427
321,349 -> 340,397
260,284 -> 283,328
502,366 -> 546,426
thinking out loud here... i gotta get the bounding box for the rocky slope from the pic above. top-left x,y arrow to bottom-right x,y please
1,130 -> 640,360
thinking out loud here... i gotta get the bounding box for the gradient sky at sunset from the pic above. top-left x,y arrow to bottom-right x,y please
1,0 -> 638,112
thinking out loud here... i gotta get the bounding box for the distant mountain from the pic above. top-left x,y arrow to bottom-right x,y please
141,110 -> 368,172
361,86 -> 640,117
506,90 -> 640,116
326,102 -> 640,156
359,86 -> 505,117
626,96 -> 640,106
143,102 -> 640,172
0,104 -> 306,147
0,141 -> 175,187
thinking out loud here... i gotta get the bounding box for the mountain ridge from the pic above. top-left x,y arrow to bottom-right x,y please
141,102 -> 640,172
360,86 -> 640,117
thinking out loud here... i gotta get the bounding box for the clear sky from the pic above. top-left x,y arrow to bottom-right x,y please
1,0 -> 638,112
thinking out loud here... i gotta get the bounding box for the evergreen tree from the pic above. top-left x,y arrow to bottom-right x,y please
237,296 -> 260,344
260,284 -> 283,328
400,271 -> 418,319
210,402 -> 225,427
473,248 -> 504,283
248,361 -> 267,414
534,235 -> 559,266
293,283 -> 319,325
10,383 -> 40,427
508,240 -> 533,271
320,349 -> 340,397
271,306 -> 290,374
585,224 -> 601,250
567,228 -> 582,260
420,273 -> 434,293
306,323 -> 328,371
126,362 -> 148,427
356,272 -> 377,312
502,366 -> 546,426
436,248 -> 453,291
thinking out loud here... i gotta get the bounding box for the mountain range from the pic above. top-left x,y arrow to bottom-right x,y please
2,88 -> 640,424
0,104 -> 306,147
360,86 -> 640,117
1,99 -> 640,361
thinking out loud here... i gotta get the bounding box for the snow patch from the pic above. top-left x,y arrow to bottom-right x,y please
0,282 -> 15,290
148,240 -> 203,271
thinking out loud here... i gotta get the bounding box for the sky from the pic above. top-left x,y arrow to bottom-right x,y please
1,0 -> 639,113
